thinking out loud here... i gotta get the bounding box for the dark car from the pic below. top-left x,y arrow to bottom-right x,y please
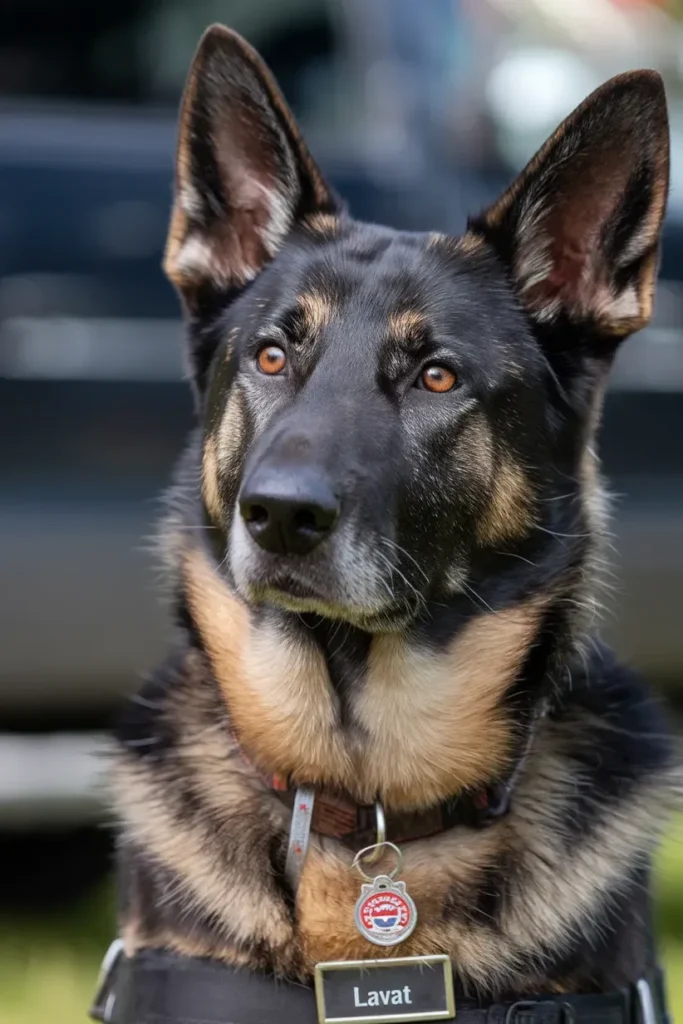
2,0 -> 682,826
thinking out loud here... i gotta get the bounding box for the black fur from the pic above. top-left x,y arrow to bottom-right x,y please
110,25 -> 677,1002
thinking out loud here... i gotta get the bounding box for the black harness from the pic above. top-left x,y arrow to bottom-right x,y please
90,946 -> 670,1024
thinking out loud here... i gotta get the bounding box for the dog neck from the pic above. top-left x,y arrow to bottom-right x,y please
181,539 -> 555,810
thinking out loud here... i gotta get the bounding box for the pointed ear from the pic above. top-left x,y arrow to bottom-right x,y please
470,71 -> 669,342
164,24 -> 338,310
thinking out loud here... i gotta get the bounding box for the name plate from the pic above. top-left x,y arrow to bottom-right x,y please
314,955 -> 455,1024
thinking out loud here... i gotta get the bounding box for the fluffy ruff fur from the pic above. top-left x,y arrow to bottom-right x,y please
109,24 -> 679,1004
112,609 -> 678,996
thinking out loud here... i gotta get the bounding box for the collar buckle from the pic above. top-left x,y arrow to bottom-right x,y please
505,999 -> 576,1024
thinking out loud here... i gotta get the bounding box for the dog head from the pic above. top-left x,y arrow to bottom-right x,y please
165,25 -> 669,632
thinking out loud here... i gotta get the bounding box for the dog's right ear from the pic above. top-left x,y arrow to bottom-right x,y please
164,24 -> 338,314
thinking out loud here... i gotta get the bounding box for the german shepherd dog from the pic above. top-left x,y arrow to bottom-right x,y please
109,23 -> 679,1009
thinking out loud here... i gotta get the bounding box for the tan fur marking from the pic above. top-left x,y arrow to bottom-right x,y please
297,827 -> 504,969
112,756 -> 294,956
303,212 -> 339,238
477,458 -> 534,546
428,232 -> 486,259
388,309 -> 426,341
184,543 -> 541,806
216,386 -> 246,480
454,233 -> 487,257
297,291 -> 334,336
455,414 -> 534,544
112,642 -> 681,990
579,368 -> 611,537
456,413 -> 495,481
354,598 -> 543,807
183,545 -> 353,785
581,445 -> 600,522
498,750 -> 681,980
202,435 -> 223,523
224,324 -> 240,359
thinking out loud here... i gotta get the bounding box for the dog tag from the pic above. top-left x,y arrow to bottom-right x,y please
354,874 -> 417,947
352,842 -> 417,948
315,955 -> 455,1024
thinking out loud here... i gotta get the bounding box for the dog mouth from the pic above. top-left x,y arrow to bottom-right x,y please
230,516 -> 420,628
258,572 -> 326,605
243,567 -> 419,632
248,569 -> 361,619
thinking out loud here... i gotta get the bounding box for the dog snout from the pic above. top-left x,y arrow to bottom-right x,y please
239,466 -> 340,555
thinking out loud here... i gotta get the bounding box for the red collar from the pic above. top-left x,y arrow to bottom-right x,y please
234,699 -> 546,848
267,772 -> 505,847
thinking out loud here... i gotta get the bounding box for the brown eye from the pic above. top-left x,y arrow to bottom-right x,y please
420,365 -> 457,393
257,344 -> 287,375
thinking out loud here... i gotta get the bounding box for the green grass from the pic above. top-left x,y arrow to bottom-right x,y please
655,816 -> 683,1016
2,821 -> 683,1024
663,940 -> 683,1019
0,881 -> 113,1024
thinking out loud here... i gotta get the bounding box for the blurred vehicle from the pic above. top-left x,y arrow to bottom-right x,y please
0,0 -> 407,825
1,0 -> 683,825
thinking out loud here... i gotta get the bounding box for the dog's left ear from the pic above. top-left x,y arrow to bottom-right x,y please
470,71 -> 669,343
164,24 -> 338,311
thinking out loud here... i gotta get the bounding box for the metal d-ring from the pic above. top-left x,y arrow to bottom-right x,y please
636,980 -> 657,1024
361,801 -> 387,865
352,840 -> 403,882
375,800 -> 387,846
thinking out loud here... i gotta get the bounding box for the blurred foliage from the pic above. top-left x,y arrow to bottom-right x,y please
0,818 -> 682,1024
0,880 -> 113,1024
655,815 -> 683,1014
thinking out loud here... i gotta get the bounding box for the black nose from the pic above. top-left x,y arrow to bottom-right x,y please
239,467 -> 340,555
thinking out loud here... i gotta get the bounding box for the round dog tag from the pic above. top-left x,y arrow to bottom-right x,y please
354,874 -> 418,947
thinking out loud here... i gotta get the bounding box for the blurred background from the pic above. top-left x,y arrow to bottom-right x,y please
1,0 -> 683,1020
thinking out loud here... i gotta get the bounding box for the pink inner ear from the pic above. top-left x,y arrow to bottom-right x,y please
548,238 -> 592,298
525,224 -> 606,316
520,148 -> 631,320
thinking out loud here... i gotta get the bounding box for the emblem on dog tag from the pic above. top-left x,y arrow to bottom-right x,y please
354,874 -> 417,947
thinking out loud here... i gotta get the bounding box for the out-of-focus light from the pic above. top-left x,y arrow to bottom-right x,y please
610,0 -> 668,7
0,317 -> 183,380
534,0 -> 637,47
486,48 -> 600,165
0,732 -> 106,825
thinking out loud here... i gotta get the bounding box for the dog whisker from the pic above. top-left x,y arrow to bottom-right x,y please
375,548 -> 426,613
494,550 -> 539,567
460,580 -> 497,616
379,536 -> 430,583
535,525 -> 593,541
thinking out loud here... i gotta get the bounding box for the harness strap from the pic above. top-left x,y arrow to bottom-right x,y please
90,946 -> 670,1024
